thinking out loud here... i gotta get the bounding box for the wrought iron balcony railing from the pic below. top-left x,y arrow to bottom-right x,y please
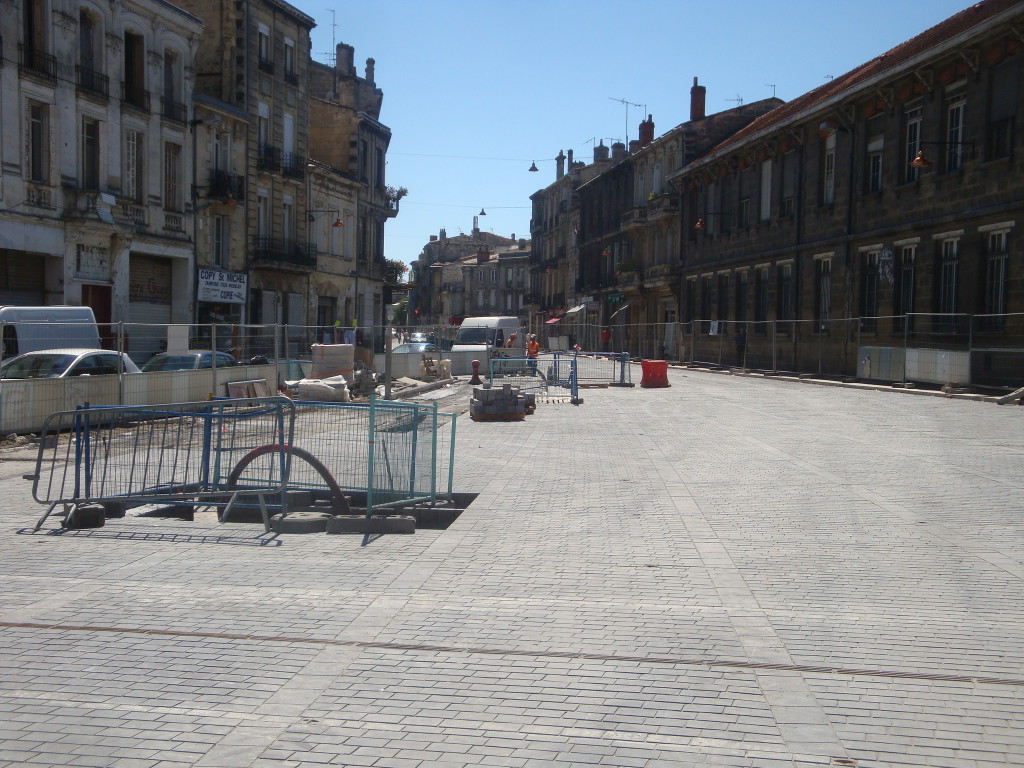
253,237 -> 316,269
160,96 -> 187,125
207,169 -> 245,202
19,45 -> 57,82
257,144 -> 281,172
76,65 -> 109,98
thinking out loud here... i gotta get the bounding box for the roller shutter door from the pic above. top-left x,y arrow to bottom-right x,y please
128,255 -> 172,363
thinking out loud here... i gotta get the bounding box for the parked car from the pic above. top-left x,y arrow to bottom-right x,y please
407,332 -> 430,343
0,349 -> 140,379
141,350 -> 237,372
392,343 -> 439,354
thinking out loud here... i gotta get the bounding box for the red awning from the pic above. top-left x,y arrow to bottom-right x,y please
545,316 -> 561,324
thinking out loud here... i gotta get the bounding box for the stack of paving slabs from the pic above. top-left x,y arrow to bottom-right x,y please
470,382 -> 535,421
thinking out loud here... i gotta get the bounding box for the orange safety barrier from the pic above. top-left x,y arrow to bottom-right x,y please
640,359 -> 670,388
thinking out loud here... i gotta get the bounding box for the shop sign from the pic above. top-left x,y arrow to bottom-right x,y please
197,269 -> 247,304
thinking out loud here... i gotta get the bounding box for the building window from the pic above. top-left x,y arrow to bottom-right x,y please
123,31 -> 146,109
904,107 -> 922,183
866,134 -> 883,193
213,215 -> 226,268
815,258 -> 831,332
945,97 -> 965,172
735,269 -> 748,323
894,245 -> 916,332
988,63 -> 1017,161
759,159 -> 772,221
982,230 -> 1009,330
700,275 -> 712,334
717,273 -> 729,323
777,262 -> 793,334
754,267 -> 768,331
937,238 -> 959,332
257,192 -> 268,238
28,101 -> 49,183
781,150 -> 795,218
258,25 -> 272,72
282,200 -> 293,242
822,132 -> 836,205
738,198 -> 750,228
860,251 -> 879,332
283,37 -> 296,81
81,117 -> 100,190
163,142 -> 181,211
685,278 -> 696,325
123,130 -> 143,201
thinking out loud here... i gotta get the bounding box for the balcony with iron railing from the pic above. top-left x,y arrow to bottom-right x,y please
121,82 -> 150,113
258,56 -> 274,74
252,237 -> 316,270
281,152 -> 305,179
19,44 -> 57,83
284,68 -> 299,86
207,169 -> 245,202
76,65 -> 109,99
643,263 -> 679,287
160,95 -> 187,125
646,193 -> 680,220
621,207 -> 648,229
257,144 -> 281,172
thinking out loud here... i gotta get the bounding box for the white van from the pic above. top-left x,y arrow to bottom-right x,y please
0,306 -> 101,358
452,316 -> 524,356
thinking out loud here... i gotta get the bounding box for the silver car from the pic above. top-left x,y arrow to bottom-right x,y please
0,348 -> 141,379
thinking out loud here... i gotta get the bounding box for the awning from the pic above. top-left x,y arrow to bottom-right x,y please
609,302 -> 632,320
564,304 -> 586,317
545,316 -> 561,325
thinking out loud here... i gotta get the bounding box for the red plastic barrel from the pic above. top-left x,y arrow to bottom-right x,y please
640,359 -> 670,388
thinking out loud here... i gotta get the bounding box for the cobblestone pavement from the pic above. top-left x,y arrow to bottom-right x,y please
0,367 -> 1021,768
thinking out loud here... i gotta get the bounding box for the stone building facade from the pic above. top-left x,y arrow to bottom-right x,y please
308,43 -> 399,338
0,0 -> 202,359
175,0 -> 315,339
671,0 -> 1023,386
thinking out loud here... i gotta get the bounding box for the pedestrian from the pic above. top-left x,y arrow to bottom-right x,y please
527,333 -> 540,374
600,326 -> 611,352
504,332 -> 518,349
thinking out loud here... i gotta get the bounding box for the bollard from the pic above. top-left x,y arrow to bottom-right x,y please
468,359 -> 482,385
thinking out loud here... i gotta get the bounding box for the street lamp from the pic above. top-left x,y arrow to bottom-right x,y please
308,210 -> 345,228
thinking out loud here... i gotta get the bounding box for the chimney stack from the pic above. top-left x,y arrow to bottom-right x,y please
690,76 -> 706,121
629,139 -> 640,154
611,142 -> 627,161
567,149 -> 573,168
364,57 -> 375,84
556,150 -> 565,180
336,43 -> 355,76
639,115 -> 655,147
594,140 -> 609,163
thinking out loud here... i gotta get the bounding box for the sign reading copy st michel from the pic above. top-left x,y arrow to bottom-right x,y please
197,270 -> 247,304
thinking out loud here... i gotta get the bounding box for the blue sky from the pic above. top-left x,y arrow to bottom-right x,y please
299,0 -> 975,267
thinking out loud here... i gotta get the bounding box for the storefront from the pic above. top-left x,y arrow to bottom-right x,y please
195,268 -> 247,355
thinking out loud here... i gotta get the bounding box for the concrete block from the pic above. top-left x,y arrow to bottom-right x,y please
326,515 -> 416,534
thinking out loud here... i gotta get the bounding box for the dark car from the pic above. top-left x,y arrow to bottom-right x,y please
0,348 -> 141,378
141,350 -> 237,372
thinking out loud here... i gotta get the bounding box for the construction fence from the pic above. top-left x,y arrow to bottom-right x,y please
536,313 -> 1024,389
30,396 -> 455,531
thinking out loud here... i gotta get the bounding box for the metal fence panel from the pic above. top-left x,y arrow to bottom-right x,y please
31,397 -> 295,530
489,353 -> 581,403
235,398 -> 455,515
